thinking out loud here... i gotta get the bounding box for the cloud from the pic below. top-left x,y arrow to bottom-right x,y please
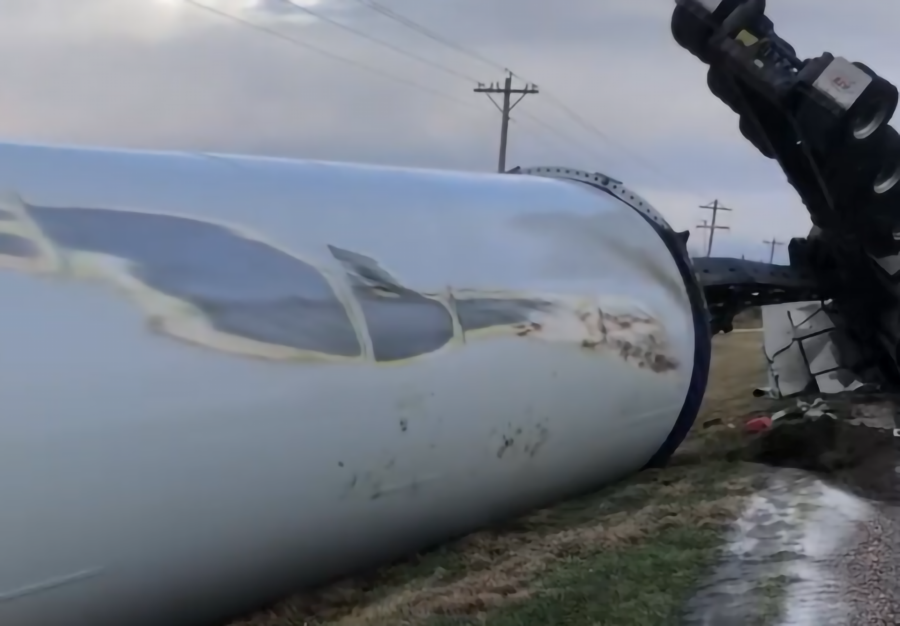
0,0 -> 893,263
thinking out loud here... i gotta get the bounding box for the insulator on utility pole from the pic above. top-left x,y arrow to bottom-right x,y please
475,74 -> 539,173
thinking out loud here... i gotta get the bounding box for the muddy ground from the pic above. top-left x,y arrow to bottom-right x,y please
739,394 -> 898,505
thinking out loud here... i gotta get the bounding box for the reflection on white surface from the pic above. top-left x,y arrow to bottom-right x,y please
153,0 -> 324,9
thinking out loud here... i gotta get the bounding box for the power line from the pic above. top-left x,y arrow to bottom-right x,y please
518,111 -> 607,161
537,92 -> 677,181
507,117 -> 572,162
522,88 -> 718,198
186,0 -> 708,197
278,0 -> 478,83
350,0 -> 510,74
763,237 -> 784,263
347,3 -> 622,152
286,0 -> 612,168
183,0 -> 484,112
697,200 -> 732,256
348,0 -> 702,192
475,74 -> 539,172
513,111 -> 612,165
185,0 -> 604,169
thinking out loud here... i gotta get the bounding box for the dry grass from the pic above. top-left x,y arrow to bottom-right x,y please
234,332 -> 773,626
701,331 -> 771,423
731,307 -> 762,330
678,331 -> 777,460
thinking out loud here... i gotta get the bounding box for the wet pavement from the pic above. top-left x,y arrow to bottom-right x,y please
684,395 -> 900,625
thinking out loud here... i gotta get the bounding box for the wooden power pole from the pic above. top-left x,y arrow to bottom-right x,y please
696,200 -> 732,256
763,237 -> 783,263
475,73 -> 539,172
695,219 -> 709,254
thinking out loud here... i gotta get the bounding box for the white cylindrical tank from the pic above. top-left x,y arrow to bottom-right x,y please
0,142 -> 710,626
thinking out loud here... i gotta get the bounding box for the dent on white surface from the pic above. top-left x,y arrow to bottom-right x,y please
492,292 -> 679,372
0,197 -> 682,372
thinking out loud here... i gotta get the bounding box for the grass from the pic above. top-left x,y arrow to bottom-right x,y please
235,331 -> 775,626
731,306 -> 762,330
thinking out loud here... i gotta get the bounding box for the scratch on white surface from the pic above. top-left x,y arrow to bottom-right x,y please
508,293 -> 680,371
0,567 -> 105,603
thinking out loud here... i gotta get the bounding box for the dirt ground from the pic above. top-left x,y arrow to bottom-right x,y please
232,331 -> 776,626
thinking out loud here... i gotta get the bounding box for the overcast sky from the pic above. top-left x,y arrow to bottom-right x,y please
1,0 -> 897,262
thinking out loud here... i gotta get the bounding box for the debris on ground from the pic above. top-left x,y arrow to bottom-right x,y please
737,392 -> 898,504
744,416 -> 772,433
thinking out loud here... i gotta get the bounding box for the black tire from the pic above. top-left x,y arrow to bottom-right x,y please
847,62 -> 898,141
739,115 -> 776,158
707,67 -> 742,114
671,6 -> 713,63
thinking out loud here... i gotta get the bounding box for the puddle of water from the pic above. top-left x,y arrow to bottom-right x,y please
683,468 -> 875,626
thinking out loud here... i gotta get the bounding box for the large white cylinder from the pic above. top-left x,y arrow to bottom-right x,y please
0,142 -> 709,626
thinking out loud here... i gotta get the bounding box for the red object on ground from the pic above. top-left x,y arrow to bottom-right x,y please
745,416 -> 773,433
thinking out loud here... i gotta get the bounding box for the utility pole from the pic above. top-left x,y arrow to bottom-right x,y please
763,237 -> 783,263
695,219 -> 709,255
475,73 -> 539,172
697,200 -> 732,256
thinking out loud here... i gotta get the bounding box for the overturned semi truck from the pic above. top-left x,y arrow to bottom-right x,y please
673,0 -> 900,398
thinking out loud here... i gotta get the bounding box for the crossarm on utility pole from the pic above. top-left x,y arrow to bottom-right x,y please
698,199 -> 733,256
763,238 -> 784,263
475,73 -> 539,172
